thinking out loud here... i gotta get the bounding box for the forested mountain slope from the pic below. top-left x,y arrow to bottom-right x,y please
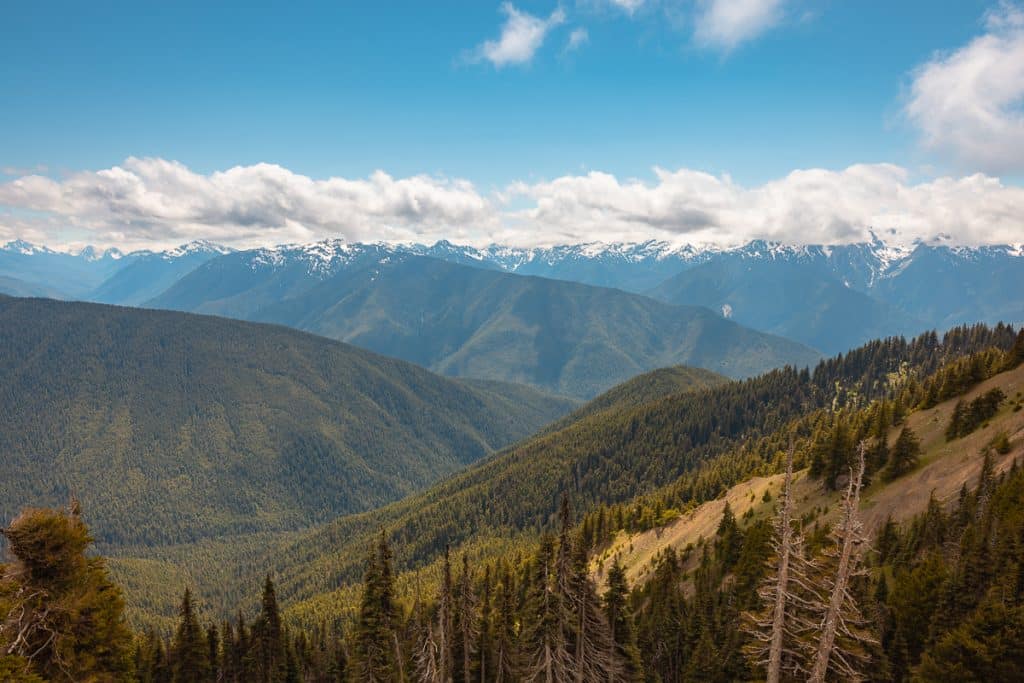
106,324 -> 1019,625
599,360 -> 1024,587
150,253 -> 820,398
544,365 -> 729,432
0,296 -> 576,547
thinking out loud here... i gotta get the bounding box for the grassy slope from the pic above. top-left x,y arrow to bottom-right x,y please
0,297 -> 576,548
596,363 -> 1024,588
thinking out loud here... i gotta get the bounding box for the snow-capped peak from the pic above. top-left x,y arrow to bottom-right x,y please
2,239 -> 55,256
161,240 -> 233,259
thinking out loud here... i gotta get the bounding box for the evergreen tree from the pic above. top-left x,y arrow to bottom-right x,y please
207,623 -> 220,682
0,504 -> 134,681
353,532 -> 400,682
884,426 -> 921,481
254,575 -> 286,682
520,534 -> 574,682
171,588 -> 211,682
492,568 -> 519,683
454,554 -> 479,683
604,557 -> 642,680
946,400 -> 965,441
715,501 -> 743,569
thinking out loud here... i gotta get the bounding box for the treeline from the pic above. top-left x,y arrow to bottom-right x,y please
9,450 -> 1024,681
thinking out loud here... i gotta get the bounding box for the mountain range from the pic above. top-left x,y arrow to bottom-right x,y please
148,249 -> 819,398
3,235 -> 1020,354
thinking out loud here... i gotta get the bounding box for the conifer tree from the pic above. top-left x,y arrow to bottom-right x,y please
171,588 -> 210,682
416,546 -> 453,682
884,426 -> 921,481
521,534 -> 574,682
603,557 -> 642,681
207,623 -> 220,682
715,501 -> 743,569
0,504 -> 134,681
255,575 -> 286,683
476,566 -> 493,683
354,531 -> 400,682
946,400 -> 965,441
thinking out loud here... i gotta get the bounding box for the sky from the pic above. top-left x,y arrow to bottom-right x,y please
1,0 -> 1023,250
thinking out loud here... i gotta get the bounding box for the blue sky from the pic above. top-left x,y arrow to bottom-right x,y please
1,0 -> 1022,250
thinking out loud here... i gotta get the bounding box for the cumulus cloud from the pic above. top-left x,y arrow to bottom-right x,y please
0,158 -> 495,251
693,0 -> 786,50
905,2 -> 1024,174
565,27 -> 590,52
503,164 -> 1024,247
1,159 -> 1022,251
472,3 -> 567,67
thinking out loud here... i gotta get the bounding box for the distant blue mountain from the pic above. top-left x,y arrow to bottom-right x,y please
3,235 -> 1020,359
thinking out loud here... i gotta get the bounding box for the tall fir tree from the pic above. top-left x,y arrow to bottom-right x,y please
171,588 -> 211,683
354,531 -> 400,682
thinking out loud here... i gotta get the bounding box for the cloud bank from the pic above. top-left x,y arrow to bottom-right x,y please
1,158 -> 1022,251
906,1 -> 1024,174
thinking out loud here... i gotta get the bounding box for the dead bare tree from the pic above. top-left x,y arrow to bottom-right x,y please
415,547 -> 454,683
457,554 -> 479,683
807,441 -> 876,683
743,442 -> 823,682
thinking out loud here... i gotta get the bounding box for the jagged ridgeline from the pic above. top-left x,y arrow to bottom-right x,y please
0,296 -> 578,546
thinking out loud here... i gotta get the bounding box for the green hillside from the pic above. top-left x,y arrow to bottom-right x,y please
544,364 -> 729,431
0,296 -> 576,547
105,324 -> 1018,625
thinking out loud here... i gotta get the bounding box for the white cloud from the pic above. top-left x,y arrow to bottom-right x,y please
0,158 -> 495,251
503,164 -> 1024,248
473,3 -> 567,67
565,27 -> 589,52
693,0 -> 785,51
1,159 -> 1022,251
608,0 -> 644,15
905,2 -> 1024,174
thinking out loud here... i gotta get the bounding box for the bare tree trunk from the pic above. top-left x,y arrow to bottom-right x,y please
766,443 -> 796,683
809,442 -> 867,683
